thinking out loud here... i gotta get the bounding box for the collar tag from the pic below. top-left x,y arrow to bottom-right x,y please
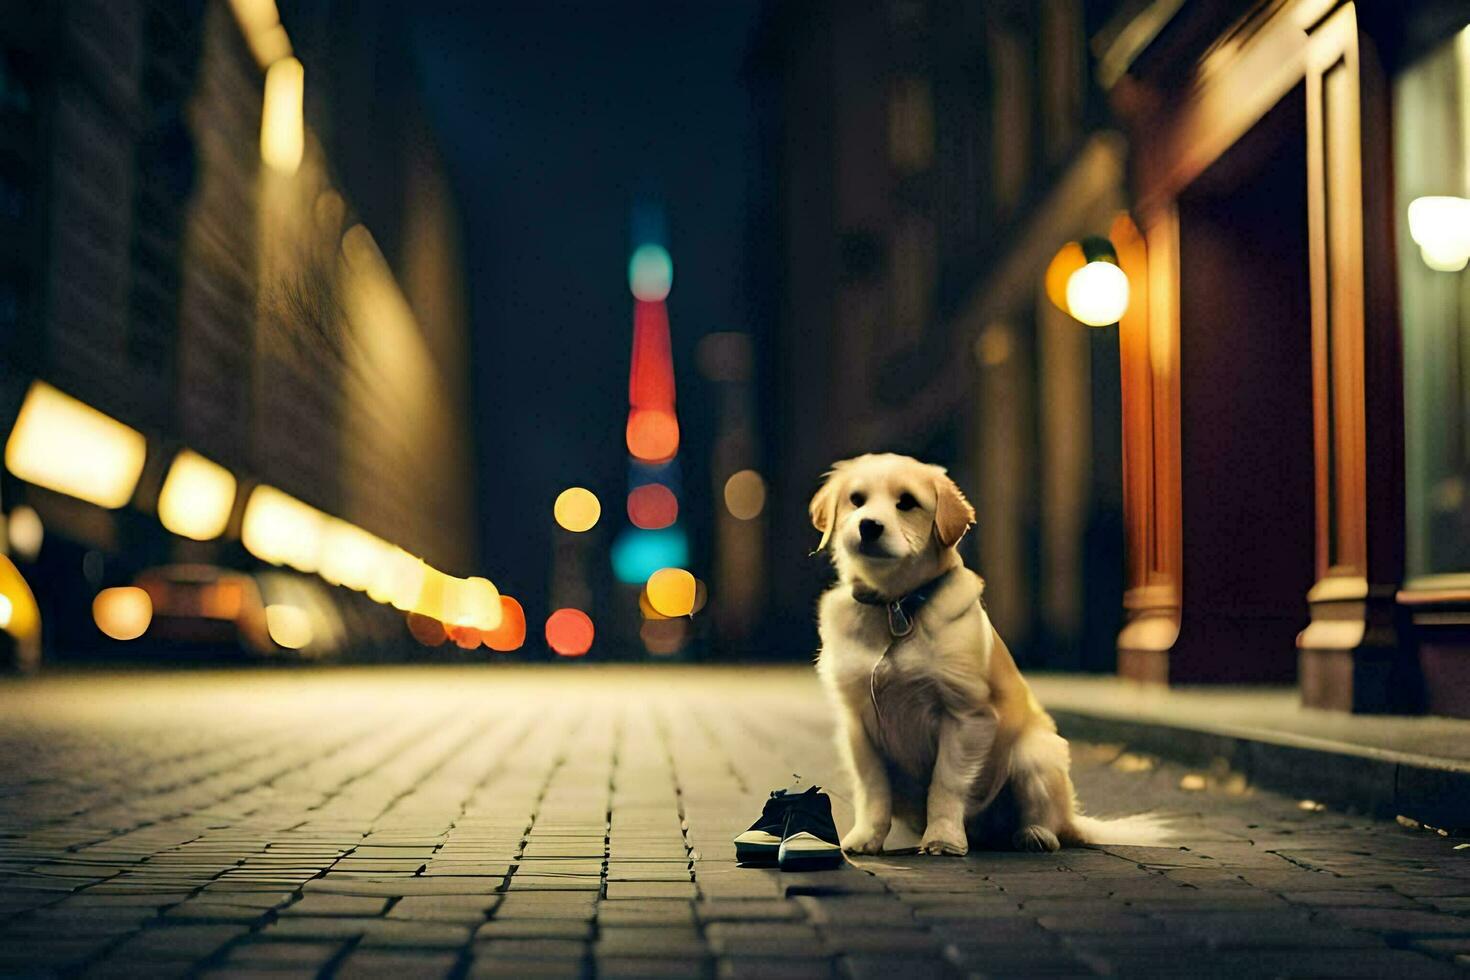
887,601 -> 914,638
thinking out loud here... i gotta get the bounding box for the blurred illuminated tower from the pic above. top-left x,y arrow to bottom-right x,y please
612,208 -> 694,656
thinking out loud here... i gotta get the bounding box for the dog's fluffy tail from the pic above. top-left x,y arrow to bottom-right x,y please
1066,812 -> 1177,847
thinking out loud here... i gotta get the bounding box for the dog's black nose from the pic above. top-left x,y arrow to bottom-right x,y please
859,518 -> 884,542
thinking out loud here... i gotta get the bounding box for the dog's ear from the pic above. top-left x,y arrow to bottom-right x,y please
809,469 -> 844,551
933,472 -> 975,549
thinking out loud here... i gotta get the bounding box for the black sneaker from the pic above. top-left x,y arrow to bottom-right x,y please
778,789 -> 843,871
733,787 -> 817,864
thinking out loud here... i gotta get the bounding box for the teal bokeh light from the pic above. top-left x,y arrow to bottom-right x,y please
628,244 -> 673,302
611,526 -> 688,584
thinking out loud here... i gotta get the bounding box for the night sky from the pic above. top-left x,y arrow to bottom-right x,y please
408,1 -> 765,624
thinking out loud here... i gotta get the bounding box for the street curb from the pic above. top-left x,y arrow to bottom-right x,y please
1051,708 -> 1470,833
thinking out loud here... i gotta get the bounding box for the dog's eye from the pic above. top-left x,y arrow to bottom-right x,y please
849,492 -> 866,507
896,492 -> 918,511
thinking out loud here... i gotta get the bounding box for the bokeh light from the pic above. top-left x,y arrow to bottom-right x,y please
639,589 -> 669,620
445,576 -> 502,631
545,608 -> 594,656
723,469 -> 767,520
629,300 -> 676,410
554,487 -> 601,532
1066,260 -> 1130,326
5,382 -> 147,510
482,596 -> 527,651
241,485 -> 324,572
320,520 -> 388,592
627,243 -> 673,301
626,408 -> 680,461
611,526 -> 689,584
265,603 -> 313,649
410,566 -> 450,622
646,567 -> 696,617
368,548 -> 426,610
0,594 -> 11,630
406,612 -> 448,647
6,506 -> 43,561
260,56 -> 304,175
640,618 -> 689,656
446,624 -> 482,650
1045,240 -> 1087,314
627,483 -> 678,529
692,579 -> 708,615
93,587 -> 152,641
158,450 -> 238,542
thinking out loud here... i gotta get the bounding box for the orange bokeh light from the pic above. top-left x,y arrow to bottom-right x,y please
482,596 -> 527,652
446,624 -> 482,649
545,608 -> 594,656
627,483 -> 678,529
626,408 -> 679,461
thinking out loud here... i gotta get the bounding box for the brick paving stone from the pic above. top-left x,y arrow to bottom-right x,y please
839,953 -> 951,979
278,893 -> 390,917
697,899 -> 810,922
596,900 -> 698,926
717,957 -> 835,979
1,666 -> 1468,979
223,940 -> 344,966
595,956 -> 711,978
334,949 -> 458,979
705,921 -> 824,957
475,918 -> 594,940
387,895 -> 499,922
467,956 -> 590,978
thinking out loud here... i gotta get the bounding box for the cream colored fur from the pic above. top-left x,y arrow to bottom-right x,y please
812,453 -> 1145,854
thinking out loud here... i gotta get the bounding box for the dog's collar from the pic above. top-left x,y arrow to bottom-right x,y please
852,569 -> 953,638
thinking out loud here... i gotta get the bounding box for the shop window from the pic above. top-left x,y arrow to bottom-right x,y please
1394,25 -> 1470,581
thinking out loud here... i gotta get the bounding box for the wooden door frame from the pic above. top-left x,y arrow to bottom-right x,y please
1113,0 -> 1409,709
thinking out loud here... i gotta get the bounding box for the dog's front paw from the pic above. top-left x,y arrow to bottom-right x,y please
918,820 -> 968,856
1012,825 -> 1061,852
841,825 -> 888,855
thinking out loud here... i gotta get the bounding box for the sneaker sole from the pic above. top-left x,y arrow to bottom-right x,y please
778,846 -> 844,871
735,841 -> 780,864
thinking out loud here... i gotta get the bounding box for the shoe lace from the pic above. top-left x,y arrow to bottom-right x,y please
760,785 -> 819,822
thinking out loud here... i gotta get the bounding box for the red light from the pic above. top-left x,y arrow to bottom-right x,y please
629,300 -> 675,410
482,596 -> 527,652
627,483 -> 678,529
545,608 -> 594,656
626,408 -> 679,461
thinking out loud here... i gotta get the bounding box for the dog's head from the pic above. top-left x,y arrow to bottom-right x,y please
809,453 -> 975,595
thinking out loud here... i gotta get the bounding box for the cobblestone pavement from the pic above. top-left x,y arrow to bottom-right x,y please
0,666 -> 1467,979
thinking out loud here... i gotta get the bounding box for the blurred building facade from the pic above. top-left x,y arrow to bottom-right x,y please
757,0 -> 1470,718
753,0 -> 1128,671
0,0 -> 475,657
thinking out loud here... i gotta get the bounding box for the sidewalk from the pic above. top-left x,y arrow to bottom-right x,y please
0,665 -> 1466,979
1032,675 -> 1470,832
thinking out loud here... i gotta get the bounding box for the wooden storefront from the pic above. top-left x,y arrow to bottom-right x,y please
1106,0 -> 1470,714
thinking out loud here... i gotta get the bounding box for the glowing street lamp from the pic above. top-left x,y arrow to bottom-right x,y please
1407,196 -> 1470,272
1047,236 -> 1130,326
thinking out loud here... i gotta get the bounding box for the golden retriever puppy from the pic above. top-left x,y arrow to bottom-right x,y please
812,453 -> 1105,855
